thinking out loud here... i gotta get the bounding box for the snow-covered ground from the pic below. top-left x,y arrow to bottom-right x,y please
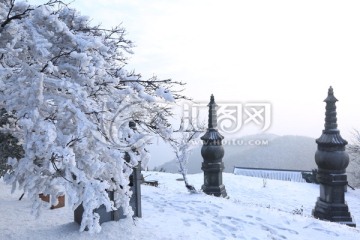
1,172 -> 359,240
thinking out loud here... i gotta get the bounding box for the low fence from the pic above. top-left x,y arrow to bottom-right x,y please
233,166 -> 313,183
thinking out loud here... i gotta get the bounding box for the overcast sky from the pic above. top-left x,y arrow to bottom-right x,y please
29,0 -> 360,165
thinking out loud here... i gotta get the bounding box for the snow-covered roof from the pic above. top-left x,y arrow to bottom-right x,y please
233,166 -> 309,182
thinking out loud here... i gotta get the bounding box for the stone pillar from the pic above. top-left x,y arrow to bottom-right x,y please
201,94 -> 228,198
131,162 -> 142,217
312,86 -> 355,227
74,121 -> 142,227
125,120 -> 142,218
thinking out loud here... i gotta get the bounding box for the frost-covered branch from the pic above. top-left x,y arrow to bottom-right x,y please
0,0 -> 66,29
0,0 -> 33,28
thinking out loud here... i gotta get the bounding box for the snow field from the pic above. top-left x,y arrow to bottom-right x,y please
1,172 -> 359,240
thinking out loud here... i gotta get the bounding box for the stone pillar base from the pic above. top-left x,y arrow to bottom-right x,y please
201,184 -> 228,198
201,162 -> 228,198
313,198 -> 356,227
74,200 -> 126,226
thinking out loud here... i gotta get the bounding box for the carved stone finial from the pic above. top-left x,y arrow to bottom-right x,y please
210,94 -> 215,103
324,86 -> 338,131
201,94 -> 224,142
316,86 -> 347,154
208,94 -> 217,129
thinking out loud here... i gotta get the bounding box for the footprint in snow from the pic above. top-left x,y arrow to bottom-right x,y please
182,219 -> 191,227
261,225 -> 286,239
271,225 -> 299,235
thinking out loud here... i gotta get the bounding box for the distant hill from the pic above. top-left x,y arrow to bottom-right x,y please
160,134 -> 317,174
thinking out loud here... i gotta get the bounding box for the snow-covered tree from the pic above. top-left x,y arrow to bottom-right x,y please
170,116 -> 204,193
347,130 -> 360,188
0,0 -> 184,232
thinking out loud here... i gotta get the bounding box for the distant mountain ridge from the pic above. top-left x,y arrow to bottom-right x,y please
160,134 -> 317,174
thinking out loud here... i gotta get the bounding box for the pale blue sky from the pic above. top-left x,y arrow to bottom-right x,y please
28,0 -> 360,165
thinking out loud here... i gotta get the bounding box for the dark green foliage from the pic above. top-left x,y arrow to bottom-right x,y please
292,206 -> 304,215
301,169 -> 318,184
0,109 -> 24,177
